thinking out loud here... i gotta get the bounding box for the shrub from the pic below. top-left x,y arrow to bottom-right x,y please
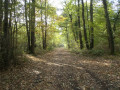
88,49 -> 104,56
71,48 -> 104,56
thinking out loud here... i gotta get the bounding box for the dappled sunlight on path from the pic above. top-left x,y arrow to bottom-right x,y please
0,48 -> 120,90
26,54 -> 83,69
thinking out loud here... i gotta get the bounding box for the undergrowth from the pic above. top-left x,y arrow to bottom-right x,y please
71,48 -> 105,57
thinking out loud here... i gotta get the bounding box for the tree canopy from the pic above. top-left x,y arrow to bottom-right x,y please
0,0 -> 120,69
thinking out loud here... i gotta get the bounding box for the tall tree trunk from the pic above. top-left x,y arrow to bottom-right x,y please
9,2 -> 13,59
90,0 -> 94,49
9,3 -> 12,47
75,0 -> 79,44
15,20 -> 18,49
78,0 -> 83,49
69,14 -> 77,42
81,0 -> 89,49
31,0 -> 35,53
13,0 -> 17,64
0,0 -> 3,34
3,0 -> 9,67
40,1 -> 45,49
29,0 -> 31,51
102,0 -> 114,54
0,0 -> 3,69
44,0 -> 47,50
86,0 -> 90,44
11,0 -> 14,56
25,0 -> 31,53
66,23 -> 70,48
0,0 -> 3,50
14,7 -> 17,51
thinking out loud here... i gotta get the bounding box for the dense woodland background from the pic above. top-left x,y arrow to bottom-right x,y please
0,0 -> 120,70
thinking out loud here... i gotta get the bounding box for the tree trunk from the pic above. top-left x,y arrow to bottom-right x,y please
25,0 -> 31,53
78,0 -> 83,49
3,0 -> 9,67
9,2 -> 13,60
69,14 -> 77,42
81,0 -> 89,49
102,0 -> 114,54
0,0 -> 3,50
75,0 -> 79,44
90,0 -> 94,49
86,0 -> 90,44
12,0 -> 17,64
15,20 -> 18,49
31,0 -> 35,53
29,0 -> 31,52
44,0 -> 47,50
0,0 -> 3,34
40,1 -> 45,49
66,23 -> 70,48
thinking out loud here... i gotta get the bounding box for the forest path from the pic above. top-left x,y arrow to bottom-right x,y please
24,48 -> 116,90
0,48 -> 120,90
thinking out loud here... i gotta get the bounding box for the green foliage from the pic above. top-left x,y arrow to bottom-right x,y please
71,48 -> 104,56
35,3 -> 45,9
1,0 -> 120,70
87,49 -> 104,56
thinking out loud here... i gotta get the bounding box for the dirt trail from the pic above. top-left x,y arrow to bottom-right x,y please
0,48 -> 120,90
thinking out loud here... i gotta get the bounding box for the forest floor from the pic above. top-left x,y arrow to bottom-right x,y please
0,48 -> 120,90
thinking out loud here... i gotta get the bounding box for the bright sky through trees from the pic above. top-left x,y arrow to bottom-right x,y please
49,0 -> 64,15
49,0 -> 119,15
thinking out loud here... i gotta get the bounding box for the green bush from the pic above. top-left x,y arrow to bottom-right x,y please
88,49 -> 104,56
70,48 -> 81,54
71,48 -> 105,56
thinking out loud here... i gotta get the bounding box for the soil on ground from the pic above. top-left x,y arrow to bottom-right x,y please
0,48 -> 120,90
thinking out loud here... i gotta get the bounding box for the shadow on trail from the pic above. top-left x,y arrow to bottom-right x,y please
1,48 -> 118,90
25,47 -> 118,90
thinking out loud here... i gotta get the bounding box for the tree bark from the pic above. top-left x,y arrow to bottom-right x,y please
102,0 -> 114,54
13,0 -> 17,50
0,0 -> 3,50
69,14 -> 77,42
25,0 -> 31,53
81,0 -> 89,49
66,23 -> 70,48
86,0 -> 90,44
29,0 -> 31,52
90,0 -> 94,49
0,0 -> 3,34
78,0 -> 83,49
9,2 -> 14,60
3,0 -> 9,67
31,0 -> 35,53
44,0 -> 47,50
40,1 -> 45,49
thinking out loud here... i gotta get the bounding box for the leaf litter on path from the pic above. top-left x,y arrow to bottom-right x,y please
0,48 -> 120,90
